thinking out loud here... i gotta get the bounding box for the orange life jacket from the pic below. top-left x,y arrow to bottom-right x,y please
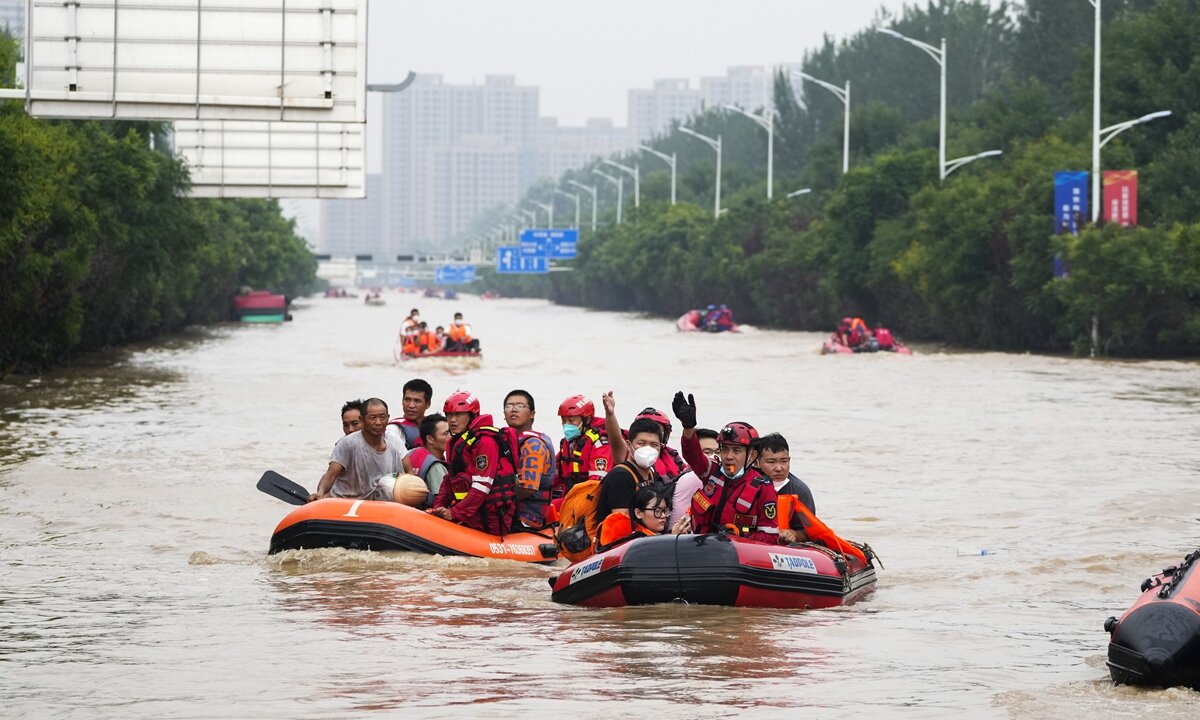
850,317 -> 869,334
776,495 -> 867,563
418,331 -> 439,352
596,512 -> 655,551
448,323 -> 471,343
402,334 -> 420,356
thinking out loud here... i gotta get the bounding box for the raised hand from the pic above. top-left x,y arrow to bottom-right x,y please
601,390 -> 616,416
671,391 -> 697,430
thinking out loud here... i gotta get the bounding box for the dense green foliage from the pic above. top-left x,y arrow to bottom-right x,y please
481,0 -> 1200,356
0,40 -> 317,373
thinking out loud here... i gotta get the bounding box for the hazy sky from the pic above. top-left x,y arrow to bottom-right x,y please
289,1 -> 941,239
375,1 -> 924,125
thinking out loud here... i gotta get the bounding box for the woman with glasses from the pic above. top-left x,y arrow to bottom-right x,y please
596,483 -> 689,552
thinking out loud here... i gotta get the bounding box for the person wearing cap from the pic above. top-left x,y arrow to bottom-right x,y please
555,394 -> 612,497
428,391 -> 517,534
670,391 -> 779,544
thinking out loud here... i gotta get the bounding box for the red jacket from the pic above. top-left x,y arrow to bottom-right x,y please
680,432 -> 779,544
555,419 -> 612,496
434,414 -> 516,535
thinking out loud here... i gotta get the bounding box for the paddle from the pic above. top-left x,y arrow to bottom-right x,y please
257,470 -> 311,505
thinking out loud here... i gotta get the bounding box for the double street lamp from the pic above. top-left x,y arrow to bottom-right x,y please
567,180 -> 598,231
602,159 -> 639,208
723,104 -> 774,199
592,168 -> 624,225
879,28 -> 1002,181
680,126 -> 722,218
639,144 -> 677,205
793,71 -> 850,174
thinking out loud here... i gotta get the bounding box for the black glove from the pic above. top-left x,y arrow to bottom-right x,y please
671,391 -> 697,430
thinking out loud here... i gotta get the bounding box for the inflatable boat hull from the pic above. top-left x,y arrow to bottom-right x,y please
1106,549 -> 1200,689
821,333 -> 912,355
270,498 -> 557,563
550,533 -> 876,608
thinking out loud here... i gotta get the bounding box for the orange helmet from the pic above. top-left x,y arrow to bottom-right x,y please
443,391 -> 480,415
558,395 -> 594,419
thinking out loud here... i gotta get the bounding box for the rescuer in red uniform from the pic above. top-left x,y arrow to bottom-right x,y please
429,391 -> 516,535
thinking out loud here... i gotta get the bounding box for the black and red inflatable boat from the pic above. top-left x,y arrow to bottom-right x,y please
550,533 -> 877,609
1105,548 -> 1200,689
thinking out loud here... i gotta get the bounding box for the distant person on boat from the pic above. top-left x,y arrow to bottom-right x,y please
757,433 -> 816,545
701,304 -> 718,330
434,325 -> 449,350
445,312 -> 480,352
385,378 -> 433,450
596,483 -> 687,553
416,322 -> 441,354
672,392 -> 780,544
402,413 -> 450,506
310,397 -> 406,502
669,428 -> 719,527
503,389 -> 555,530
340,398 -> 365,436
402,308 -> 421,332
556,395 -> 613,497
428,391 -> 517,535
712,304 -> 735,332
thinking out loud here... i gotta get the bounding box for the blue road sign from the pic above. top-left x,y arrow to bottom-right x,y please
496,246 -> 549,274
434,265 -> 476,284
519,229 -> 578,259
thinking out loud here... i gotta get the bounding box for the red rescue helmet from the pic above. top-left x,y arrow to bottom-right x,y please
841,317 -> 853,326
636,407 -> 672,428
558,395 -> 595,419
718,421 -> 759,448
443,391 -> 480,415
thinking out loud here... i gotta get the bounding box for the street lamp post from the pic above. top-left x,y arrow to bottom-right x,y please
593,169 -> 623,225
943,150 -> 1004,178
1089,0 -> 1102,222
879,28 -> 947,181
639,144 -> 677,204
521,209 -> 536,228
602,159 -> 640,208
567,180 -> 598,232
680,126 -> 722,218
532,201 -> 553,229
723,104 -> 774,198
787,188 -> 812,199
793,71 -> 851,174
555,188 -> 581,230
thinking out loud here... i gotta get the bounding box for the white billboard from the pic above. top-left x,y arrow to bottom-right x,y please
175,119 -> 365,199
20,0 -> 367,122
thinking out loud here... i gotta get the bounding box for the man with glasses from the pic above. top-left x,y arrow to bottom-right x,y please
503,390 -> 556,530
671,392 -> 779,544
311,397 -> 406,501
668,428 -> 719,527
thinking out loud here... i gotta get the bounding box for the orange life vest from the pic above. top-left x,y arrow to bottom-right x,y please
849,317 -> 869,334
418,331 -> 439,352
402,334 -> 420,356
776,495 -> 867,563
596,512 -> 655,551
448,323 -> 471,343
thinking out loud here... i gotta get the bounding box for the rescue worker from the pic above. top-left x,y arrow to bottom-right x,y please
714,304 -> 734,332
446,312 -> 480,352
401,413 -> 450,507
596,483 -> 688,553
671,391 -> 779,544
503,389 -> 555,530
757,432 -> 815,544
428,391 -> 517,535
669,427 -> 719,527
340,399 -> 365,436
702,304 -> 719,331
555,394 -> 613,497
385,378 -> 433,450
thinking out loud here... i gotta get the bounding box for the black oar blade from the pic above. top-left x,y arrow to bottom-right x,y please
257,471 -> 311,505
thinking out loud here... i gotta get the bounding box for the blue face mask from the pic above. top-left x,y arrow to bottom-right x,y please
562,423 -> 582,441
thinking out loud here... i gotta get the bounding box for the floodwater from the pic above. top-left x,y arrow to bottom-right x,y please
2,295 -> 1199,719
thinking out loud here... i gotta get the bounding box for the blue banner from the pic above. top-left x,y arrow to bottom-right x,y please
1054,171 -> 1089,235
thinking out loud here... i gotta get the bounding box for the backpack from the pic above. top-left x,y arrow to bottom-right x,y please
556,479 -> 602,562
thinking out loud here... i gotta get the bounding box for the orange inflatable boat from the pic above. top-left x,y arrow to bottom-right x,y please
269,498 -> 559,563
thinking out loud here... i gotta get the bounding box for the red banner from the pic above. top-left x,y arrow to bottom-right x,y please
1103,170 -> 1138,227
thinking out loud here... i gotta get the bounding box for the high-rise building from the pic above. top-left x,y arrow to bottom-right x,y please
701,65 -> 775,112
536,117 -> 630,181
319,174 -> 382,256
379,74 -> 537,253
627,79 -> 702,145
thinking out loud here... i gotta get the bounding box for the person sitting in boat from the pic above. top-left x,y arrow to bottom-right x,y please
445,312 -> 480,353
701,304 -> 718,331
503,390 -> 556,531
556,395 -> 613,497
713,304 -> 735,332
434,325 -> 449,351
594,417 -> 667,525
310,397 -> 406,502
416,322 -> 441,354
402,308 -> 421,332
400,326 -> 421,357
427,391 -> 517,535
401,413 -> 450,507
670,428 -> 719,528
873,325 -> 896,351
847,317 -> 871,348
385,378 -> 433,451
757,433 -> 816,544
595,483 -> 689,553
601,393 -> 689,482
671,392 -> 780,544
340,398 -> 365,436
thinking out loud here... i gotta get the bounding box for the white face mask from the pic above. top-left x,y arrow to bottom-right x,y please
632,446 -> 660,469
